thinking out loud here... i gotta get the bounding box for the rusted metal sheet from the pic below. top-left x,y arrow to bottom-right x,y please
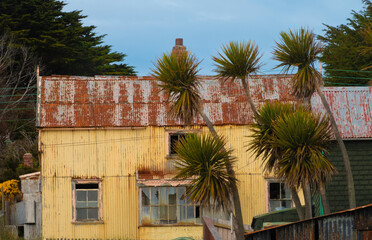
245,203 -> 372,240
311,86 -> 372,139
38,75 -> 296,128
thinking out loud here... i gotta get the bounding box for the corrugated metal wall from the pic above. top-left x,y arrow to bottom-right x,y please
41,125 -> 276,239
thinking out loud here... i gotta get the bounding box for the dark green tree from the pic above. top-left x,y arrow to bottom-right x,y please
273,27 -> 356,209
0,0 -> 136,76
318,0 -> 372,85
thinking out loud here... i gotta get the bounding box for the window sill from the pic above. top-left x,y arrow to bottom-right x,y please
165,155 -> 180,160
72,220 -> 104,225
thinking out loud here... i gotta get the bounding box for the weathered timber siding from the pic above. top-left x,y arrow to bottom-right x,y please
326,140 -> 372,213
41,125 -> 272,239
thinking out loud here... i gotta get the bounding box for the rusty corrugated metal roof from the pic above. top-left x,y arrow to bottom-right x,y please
39,76 -> 372,139
311,86 -> 372,139
38,75 -> 296,128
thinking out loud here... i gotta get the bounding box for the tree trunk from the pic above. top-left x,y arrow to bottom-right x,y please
303,184 -> 312,219
290,186 -> 304,220
314,82 -> 356,208
197,107 -> 245,240
319,182 -> 330,215
241,78 -> 259,117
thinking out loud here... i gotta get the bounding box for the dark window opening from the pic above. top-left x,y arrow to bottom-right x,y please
76,183 -> 99,189
169,133 -> 187,155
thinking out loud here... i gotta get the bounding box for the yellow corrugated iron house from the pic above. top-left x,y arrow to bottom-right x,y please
37,72 -> 300,239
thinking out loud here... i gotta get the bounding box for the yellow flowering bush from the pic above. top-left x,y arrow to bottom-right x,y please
0,179 -> 21,202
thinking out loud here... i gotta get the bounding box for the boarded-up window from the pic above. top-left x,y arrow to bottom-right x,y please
140,186 -> 201,225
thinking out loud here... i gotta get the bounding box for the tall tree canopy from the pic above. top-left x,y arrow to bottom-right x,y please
318,0 -> 372,85
0,0 -> 136,76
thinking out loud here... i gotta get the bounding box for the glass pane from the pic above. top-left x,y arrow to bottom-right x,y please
76,190 -> 86,201
270,200 -> 282,211
168,187 -> 176,205
282,185 -> 292,199
142,188 -> 150,206
87,201 -> 98,207
282,200 -> 292,209
88,190 -> 98,201
151,187 -> 159,205
187,206 -> 194,219
159,187 -> 168,205
178,187 -> 186,204
88,208 -> 98,219
76,208 -> 87,220
269,183 -> 280,200
76,201 -> 87,208
141,206 -> 150,225
160,206 -> 168,220
169,206 -> 177,221
179,206 -> 187,222
151,206 -> 159,224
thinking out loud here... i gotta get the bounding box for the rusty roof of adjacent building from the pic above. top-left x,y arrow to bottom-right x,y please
38,75 -> 296,128
311,86 -> 372,139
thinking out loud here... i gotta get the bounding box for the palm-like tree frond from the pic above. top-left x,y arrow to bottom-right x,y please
213,41 -> 262,81
174,133 -> 237,210
273,28 -> 322,98
248,102 -> 296,173
273,108 -> 336,189
152,51 -> 201,125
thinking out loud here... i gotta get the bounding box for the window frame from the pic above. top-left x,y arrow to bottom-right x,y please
139,186 -> 202,226
72,179 -> 103,224
166,130 -> 199,158
266,179 -> 292,212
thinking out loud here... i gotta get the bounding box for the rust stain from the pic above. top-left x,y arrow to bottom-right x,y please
39,75 -> 372,139
39,75 -> 297,128
137,167 -> 165,180
311,86 -> 372,139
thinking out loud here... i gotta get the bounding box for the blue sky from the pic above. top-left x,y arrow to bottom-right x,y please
63,0 -> 364,76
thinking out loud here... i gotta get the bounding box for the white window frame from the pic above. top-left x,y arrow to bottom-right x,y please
72,179 -> 103,223
139,186 -> 201,226
266,179 -> 292,212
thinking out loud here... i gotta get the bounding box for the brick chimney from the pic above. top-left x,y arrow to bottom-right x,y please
23,153 -> 33,168
172,38 -> 186,56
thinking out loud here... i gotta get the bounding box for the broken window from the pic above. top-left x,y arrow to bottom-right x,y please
140,186 -> 201,225
168,133 -> 188,155
268,181 -> 292,212
72,180 -> 102,222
